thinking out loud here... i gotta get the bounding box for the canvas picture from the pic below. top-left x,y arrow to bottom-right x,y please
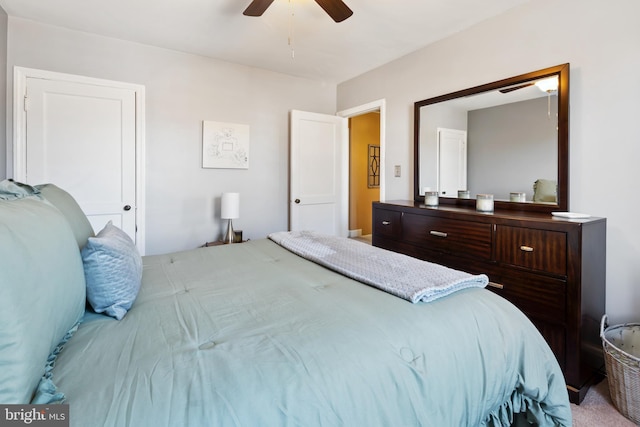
202,121 -> 250,169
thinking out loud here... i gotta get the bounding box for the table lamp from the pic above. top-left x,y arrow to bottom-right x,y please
221,192 -> 239,244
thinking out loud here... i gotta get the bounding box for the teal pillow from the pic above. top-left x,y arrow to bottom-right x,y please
0,180 -> 95,249
532,179 -> 557,203
0,179 -> 39,200
81,221 -> 143,320
0,196 -> 86,403
36,184 -> 95,249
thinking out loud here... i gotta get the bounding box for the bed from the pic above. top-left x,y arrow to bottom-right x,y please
0,181 -> 572,426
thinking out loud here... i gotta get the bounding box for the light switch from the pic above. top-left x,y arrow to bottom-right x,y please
394,165 -> 401,177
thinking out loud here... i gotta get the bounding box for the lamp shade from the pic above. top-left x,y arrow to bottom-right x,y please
221,192 -> 240,219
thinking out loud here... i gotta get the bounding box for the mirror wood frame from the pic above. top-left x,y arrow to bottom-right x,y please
413,63 -> 569,213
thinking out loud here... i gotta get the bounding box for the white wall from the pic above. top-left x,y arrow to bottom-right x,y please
419,103 -> 467,194
468,97 -> 557,200
337,0 -> 640,324
3,17 -> 337,255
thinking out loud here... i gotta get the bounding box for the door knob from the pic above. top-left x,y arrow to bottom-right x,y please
123,205 -> 132,211
294,199 -> 300,204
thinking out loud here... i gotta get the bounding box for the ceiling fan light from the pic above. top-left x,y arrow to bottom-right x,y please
535,76 -> 559,93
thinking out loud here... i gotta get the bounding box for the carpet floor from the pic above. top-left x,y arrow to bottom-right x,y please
571,379 -> 636,426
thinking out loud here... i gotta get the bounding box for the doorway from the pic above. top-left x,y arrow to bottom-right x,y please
337,99 -> 386,240
348,113 -> 380,238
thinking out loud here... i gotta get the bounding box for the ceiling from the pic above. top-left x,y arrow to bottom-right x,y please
0,0 -> 532,84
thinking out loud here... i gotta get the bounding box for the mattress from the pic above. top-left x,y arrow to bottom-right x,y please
51,238 -> 572,426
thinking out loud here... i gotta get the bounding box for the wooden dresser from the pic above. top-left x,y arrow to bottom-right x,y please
372,200 -> 606,404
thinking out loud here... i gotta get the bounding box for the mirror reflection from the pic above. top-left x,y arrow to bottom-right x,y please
414,64 -> 569,211
419,79 -> 558,201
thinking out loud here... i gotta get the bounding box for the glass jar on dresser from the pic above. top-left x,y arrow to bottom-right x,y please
372,200 -> 606,405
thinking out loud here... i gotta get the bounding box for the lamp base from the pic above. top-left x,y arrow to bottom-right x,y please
224,219 -> 235,244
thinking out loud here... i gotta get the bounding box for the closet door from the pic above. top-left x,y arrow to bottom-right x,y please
14,68 -> 144,251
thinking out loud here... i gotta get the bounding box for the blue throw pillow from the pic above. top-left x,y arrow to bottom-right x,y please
81,221 -> 142,320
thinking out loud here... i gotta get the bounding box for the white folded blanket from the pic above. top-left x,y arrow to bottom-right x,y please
268,231 -> 488,303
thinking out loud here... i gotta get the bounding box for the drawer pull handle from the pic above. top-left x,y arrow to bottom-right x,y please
430,230 -> 448,238
520,245 -> 534,252
382,221 -> 391,225
488,282 -> 504,290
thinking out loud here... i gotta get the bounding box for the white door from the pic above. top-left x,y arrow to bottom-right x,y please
437,128 -> 467,197
14,69 -> 143,250
290,110 -> 348,236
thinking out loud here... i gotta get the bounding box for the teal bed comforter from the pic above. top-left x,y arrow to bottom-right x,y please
52,239 -> 572,426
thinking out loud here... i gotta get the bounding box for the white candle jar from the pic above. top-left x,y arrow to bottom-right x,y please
425,191 -> 439,207
458,190 -> 470,199
476,194 -> 494,212
510,192 -> 526,202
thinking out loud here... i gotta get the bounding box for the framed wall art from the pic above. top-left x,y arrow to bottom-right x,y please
202,121 -> 250,169
368,144 -> 380,188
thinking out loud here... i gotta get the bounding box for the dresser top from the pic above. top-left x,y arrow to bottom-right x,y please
376,200 -> 606,225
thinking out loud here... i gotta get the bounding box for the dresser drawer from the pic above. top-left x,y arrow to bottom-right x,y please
488,272 -> 566,324
373,209 -> 402,238
402,213 -> 492,260
495,225 -> 567,275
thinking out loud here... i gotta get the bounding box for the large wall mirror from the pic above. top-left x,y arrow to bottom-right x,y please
414,63 -> 569,212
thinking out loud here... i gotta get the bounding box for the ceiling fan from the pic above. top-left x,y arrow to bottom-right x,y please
499,82 -> 534,94
499,76 -> 559,94
243,0 -> 353,23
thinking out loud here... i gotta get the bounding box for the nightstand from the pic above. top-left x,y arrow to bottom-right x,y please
203,230 -> 245,247
202,240 -> 247,248
202,241 -> 225,247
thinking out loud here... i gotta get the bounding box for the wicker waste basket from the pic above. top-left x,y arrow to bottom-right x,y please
600,315 -> 640,424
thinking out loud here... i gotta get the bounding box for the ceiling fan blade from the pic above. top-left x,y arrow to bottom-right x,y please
499,82 -> 534,94
243,0 -> 275,17
314,0 -> 353,22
